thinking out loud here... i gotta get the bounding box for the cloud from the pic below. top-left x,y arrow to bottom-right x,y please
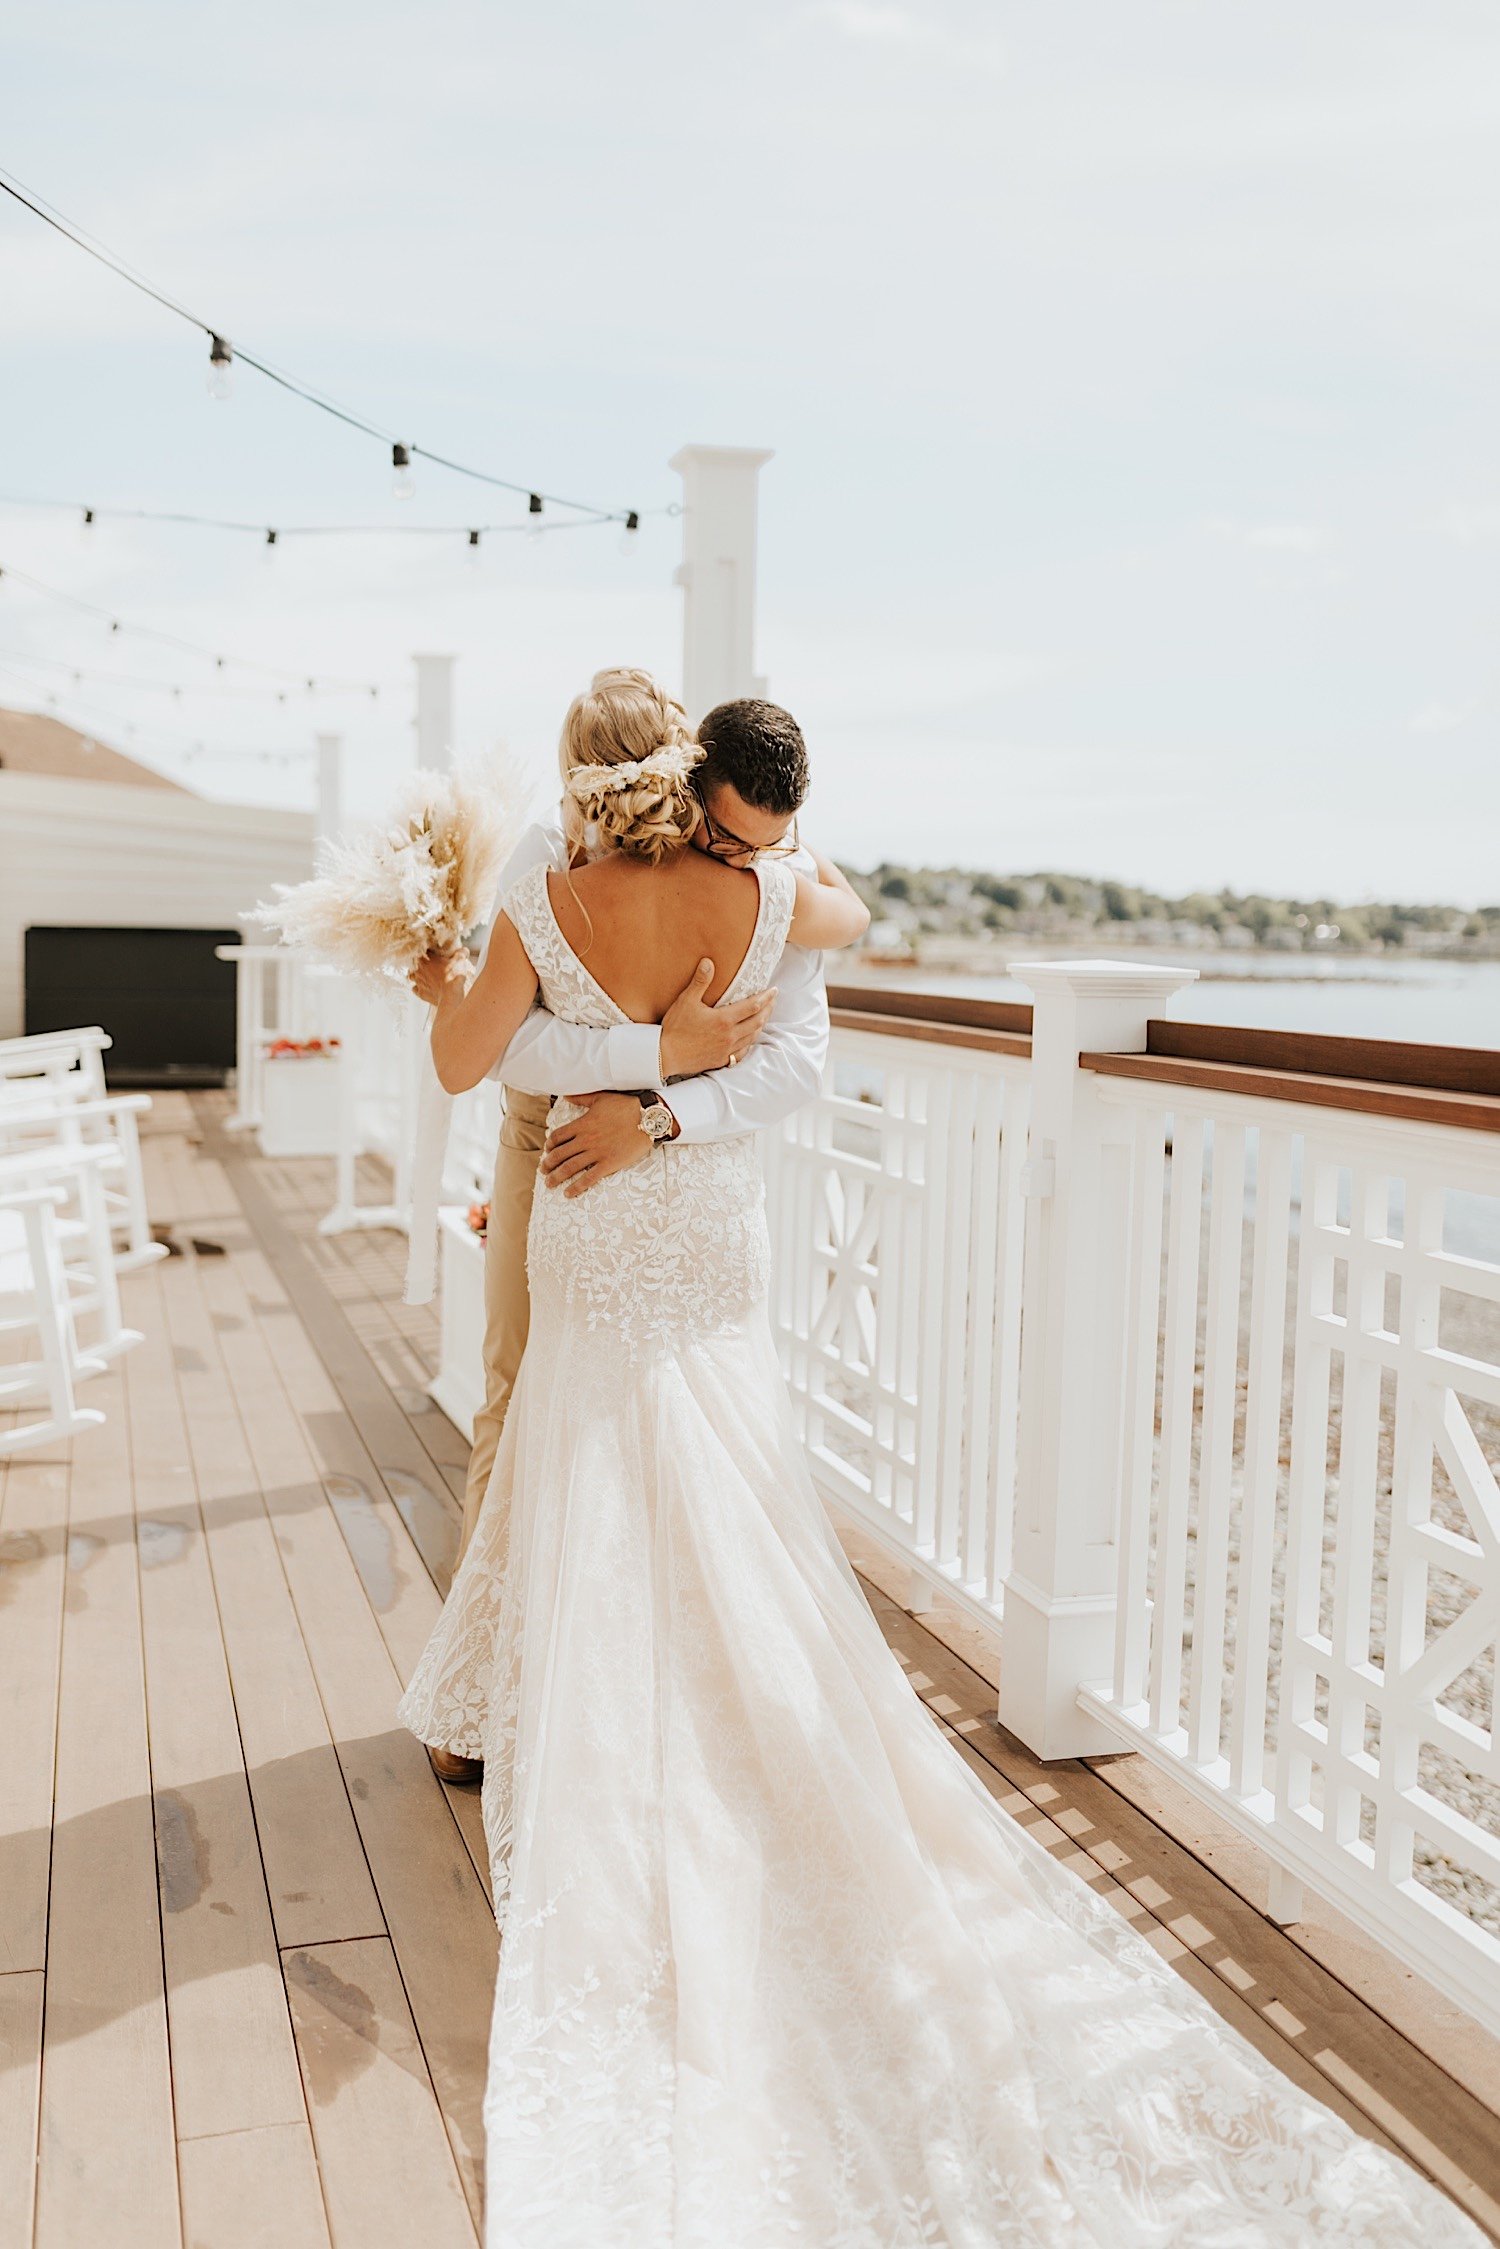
1410,699 -> 1475,735
815,1 -> 1004,72
1436,503 -> 1500,545
1207,517 -> 1334,555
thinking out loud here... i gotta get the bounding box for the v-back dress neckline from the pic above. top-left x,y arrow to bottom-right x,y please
535,858 -> 778,1028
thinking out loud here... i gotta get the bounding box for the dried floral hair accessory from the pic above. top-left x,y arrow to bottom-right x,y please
565,740 -> 702,800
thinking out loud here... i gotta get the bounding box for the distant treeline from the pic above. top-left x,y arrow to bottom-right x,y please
845,866 -> 1500,955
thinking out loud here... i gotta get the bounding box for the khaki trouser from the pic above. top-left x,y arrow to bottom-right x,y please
458,1088 -> 551,1560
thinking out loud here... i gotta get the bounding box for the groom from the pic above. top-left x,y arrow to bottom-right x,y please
438,697 -> 830,1631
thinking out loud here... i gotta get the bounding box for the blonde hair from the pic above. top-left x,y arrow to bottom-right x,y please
558,668 -> 703,866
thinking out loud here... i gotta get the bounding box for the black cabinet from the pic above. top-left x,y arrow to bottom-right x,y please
24,926 -> 241,1086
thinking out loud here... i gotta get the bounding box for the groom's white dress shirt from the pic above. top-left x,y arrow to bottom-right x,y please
481,808 -> 829,1142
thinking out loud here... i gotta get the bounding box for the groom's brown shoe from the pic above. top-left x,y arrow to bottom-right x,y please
427,1745 -> 484,1787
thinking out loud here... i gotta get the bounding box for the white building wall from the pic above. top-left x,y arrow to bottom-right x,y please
0,772 -> 316,1040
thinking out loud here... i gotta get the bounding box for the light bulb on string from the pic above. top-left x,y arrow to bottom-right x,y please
79,507 -> 95,544
467,529 -> 482,565
392,443 -> 416,501
617,510 -> 641,558
262,528 -> 278,568
206,334 -> 234,401
527,493 -> 544,541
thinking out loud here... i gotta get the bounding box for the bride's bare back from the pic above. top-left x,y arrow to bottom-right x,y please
547,847 -> 763,1024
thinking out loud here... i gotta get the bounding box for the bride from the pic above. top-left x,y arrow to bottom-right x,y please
400,672 -> 1482,2247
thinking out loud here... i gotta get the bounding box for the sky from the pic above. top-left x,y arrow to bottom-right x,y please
2,1 -> 1497,904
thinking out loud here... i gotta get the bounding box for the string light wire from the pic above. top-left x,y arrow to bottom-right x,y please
0,164 -> 644,525
0,661 -> 312,766
0,642 -> 349,705
0,494 -> 669,540
0,557 -> 384,695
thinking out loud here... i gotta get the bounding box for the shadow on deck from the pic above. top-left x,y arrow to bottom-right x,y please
1,1092 -> 1496,2245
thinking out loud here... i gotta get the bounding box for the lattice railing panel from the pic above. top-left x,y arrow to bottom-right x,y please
763,1028 -> 1030,1627
1082,1082 -> 1500,2029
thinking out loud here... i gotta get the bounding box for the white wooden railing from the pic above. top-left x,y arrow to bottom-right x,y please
761,967 -> 1500,2041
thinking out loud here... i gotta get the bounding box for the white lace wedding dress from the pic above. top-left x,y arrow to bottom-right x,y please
400,858 -> 1482,2249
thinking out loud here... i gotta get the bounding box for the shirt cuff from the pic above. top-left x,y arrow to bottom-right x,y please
607,1021 -> 663,1089
659,1076 -> 719,1144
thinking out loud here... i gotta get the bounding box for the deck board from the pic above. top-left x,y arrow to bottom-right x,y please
0,1971 -> 44,2248
177,2121 -> 331,2249
123,1271 -> 321,2172
35,1365 -> 180,2249
5,1089 -> 1497,2247
0,1443 -> 68,1976
283,1938 -> 476,2249
159,1244 -> 386,1950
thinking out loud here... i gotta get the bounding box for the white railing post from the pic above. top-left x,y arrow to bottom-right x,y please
316,731 -> 344,842
215,944 -> 287,1133
414,653 -> 457,769
668,444 -> 774,722
999,961 -> 1197,1759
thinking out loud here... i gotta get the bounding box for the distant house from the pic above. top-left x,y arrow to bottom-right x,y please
0,707 -> 315,1042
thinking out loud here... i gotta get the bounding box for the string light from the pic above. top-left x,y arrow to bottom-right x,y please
207,334 -> 233,401
0,495 -> 669,542
0,557 -> 384,694
0,164 -> 644,527
392,443 -> 416,502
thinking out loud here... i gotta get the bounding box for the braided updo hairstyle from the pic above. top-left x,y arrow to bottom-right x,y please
559,668 -> 704,866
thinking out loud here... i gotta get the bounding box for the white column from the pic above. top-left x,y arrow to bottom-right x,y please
414,652 -> 457,768
669,444 -> 774,722
316,731 -> 344,844
999,960 -> 1197,1759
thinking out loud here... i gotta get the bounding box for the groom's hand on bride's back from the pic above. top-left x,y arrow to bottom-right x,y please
542,1093 -> 662,1197
659,959 -> 776,1079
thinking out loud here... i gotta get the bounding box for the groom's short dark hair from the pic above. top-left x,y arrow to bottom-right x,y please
696,699 -> 809,816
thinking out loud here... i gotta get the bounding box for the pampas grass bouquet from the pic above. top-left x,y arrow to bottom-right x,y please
253,753 -> 529,1305
256,755 -> 528,986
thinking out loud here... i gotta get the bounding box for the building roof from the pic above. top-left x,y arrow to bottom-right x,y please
0,706 -> 193,793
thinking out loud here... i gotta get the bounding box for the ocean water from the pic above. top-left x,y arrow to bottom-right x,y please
839,951 -> 1500,1052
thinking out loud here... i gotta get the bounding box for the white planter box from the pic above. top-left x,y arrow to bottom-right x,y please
257,1052 -> 343,1158
428,1204 -> 487,1440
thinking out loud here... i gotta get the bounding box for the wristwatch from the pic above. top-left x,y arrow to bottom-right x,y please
637,1094 -> 677,1144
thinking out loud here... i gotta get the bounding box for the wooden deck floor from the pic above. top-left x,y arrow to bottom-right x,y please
2,1092 -> 1497,2246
